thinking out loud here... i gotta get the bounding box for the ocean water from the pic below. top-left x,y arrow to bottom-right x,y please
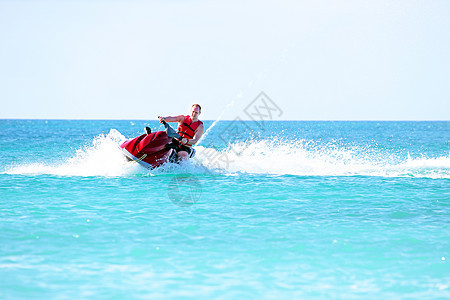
0,119 -> 449,299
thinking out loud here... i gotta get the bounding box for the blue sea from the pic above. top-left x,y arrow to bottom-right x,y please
1,119 -> 449,299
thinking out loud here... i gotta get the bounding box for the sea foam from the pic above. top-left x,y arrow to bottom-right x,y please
195,139 -> 450,179
5,129 -> 143,177
4,130 -> 450,179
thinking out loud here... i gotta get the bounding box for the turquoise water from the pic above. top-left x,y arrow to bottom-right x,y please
1,120 -> 449,299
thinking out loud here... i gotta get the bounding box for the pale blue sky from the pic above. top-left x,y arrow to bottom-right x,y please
1,0 -> 449,120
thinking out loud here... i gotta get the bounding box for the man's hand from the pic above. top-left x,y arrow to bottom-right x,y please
158,116 -> 165,123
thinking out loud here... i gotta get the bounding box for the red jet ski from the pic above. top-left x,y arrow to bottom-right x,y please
120,121 -> 182,169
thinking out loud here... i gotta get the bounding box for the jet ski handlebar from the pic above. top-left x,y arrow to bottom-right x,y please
160,119 -> 181,140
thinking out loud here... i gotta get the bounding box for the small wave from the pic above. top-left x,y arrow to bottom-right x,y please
4,133 -> 449,179
4,129 -> 144,177
3,129 -> 217,177
194,139 -> 450,179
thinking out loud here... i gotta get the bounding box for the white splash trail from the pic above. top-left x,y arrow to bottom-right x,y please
197,99 -> 235,146
4,129 -> 145,177
194,139 -> 450,179
197,46 -> 291,145
5,132 -> 449,179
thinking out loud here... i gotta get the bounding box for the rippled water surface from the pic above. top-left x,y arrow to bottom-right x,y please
1,120 -> 449,298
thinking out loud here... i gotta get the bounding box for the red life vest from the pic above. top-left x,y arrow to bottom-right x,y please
177,115 -> 203,146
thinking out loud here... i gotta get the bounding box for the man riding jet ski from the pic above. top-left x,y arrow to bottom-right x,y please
120,104 -> 204,169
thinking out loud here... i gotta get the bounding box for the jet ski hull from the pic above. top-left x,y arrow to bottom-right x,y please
120,131 -> 175,169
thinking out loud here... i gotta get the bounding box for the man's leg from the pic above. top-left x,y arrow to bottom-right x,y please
177,151 -> 189,161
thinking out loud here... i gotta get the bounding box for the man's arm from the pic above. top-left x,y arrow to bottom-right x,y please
158,115 -> 184,123
182,124 -> 204,145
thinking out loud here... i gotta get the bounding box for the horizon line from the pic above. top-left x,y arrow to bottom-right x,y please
1,118 -> 449,122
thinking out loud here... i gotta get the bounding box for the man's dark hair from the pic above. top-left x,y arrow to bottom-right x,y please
192,104 -> 201,112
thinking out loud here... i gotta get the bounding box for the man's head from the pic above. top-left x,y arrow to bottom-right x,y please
190,104 -> 201,121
